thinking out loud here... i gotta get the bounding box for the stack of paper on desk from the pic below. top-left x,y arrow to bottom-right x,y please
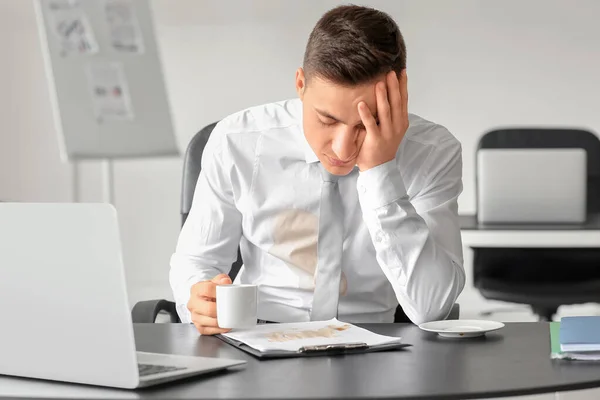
218,319 -> 409,359
550,321 -> 600,361
560,316 -> 600,352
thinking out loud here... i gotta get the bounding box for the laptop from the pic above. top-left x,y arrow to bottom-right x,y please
0,203 -> 245,389
477,148 -> 587,224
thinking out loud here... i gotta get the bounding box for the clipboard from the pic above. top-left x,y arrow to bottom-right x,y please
216,334 -> 411,359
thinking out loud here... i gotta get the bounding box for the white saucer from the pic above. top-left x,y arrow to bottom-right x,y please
418,319 -> 505,338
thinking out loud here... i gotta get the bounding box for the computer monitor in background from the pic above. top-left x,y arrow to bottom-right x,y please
477,148 -> 586,224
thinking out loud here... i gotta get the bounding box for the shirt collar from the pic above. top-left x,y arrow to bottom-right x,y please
292,98 -> 320,164
303,136 -> 320,164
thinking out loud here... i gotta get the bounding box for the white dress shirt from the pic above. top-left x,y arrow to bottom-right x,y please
170,98 -> 465,325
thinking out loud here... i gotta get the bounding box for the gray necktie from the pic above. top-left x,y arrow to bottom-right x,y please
310,164 -> 344,321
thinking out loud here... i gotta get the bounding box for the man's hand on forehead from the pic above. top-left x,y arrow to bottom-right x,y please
356,70 -> 409,172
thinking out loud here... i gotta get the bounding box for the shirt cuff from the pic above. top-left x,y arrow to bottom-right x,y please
357,160 -> 408,209
173,274 -> 204,324
177,302 -> 193,324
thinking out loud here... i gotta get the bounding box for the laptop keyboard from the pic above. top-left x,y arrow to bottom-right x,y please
138,363 -> 187,377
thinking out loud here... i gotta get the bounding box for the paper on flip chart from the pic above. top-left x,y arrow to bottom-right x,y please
104,0 -> 145,54
48,0 -> 98,56
222,318 -> 403,353
85,62 -> 134,121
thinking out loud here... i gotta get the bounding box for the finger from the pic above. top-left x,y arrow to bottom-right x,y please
192,313 -> 221,328
193,274 -> 231,299
358,102 -> 379,133
400,69 -> 408,122
193,322 -> 231,336
192,299 -> 218,318
193,280 -> 218,299
375,80 -> 392,135
192,313 -> 232,334
211,274 -> 232,285
387,71 -> 402,126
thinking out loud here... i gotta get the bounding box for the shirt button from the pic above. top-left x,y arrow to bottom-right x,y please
359,185 -> 366,194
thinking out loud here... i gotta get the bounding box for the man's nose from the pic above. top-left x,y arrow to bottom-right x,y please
331,127 -> 357,161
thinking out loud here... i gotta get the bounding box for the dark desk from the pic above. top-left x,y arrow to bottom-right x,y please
2,323 -> 600,399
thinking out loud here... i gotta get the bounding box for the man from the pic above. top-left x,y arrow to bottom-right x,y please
170,4 -> 465,335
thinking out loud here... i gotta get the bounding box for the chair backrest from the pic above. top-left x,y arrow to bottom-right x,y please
180,122 -> 244,280
181,122 -> 218,225
477,128 -> 600,213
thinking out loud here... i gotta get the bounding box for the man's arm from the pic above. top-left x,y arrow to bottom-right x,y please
356,70 -> 464,324
169,124 -> 243,324
356,138 -> 465,325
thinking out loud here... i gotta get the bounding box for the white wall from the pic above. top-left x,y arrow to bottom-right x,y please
1,0 -> 600,313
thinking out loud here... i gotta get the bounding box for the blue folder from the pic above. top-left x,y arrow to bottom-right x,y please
560,316 -> 600,352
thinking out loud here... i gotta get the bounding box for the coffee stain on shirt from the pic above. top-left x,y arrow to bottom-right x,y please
268,209 -> 347,295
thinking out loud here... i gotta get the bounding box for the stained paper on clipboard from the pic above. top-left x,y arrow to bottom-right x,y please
85,62 -> 134,121
222,319 -> 404,354
48,0 -> 98,56
104,0 -> 145,54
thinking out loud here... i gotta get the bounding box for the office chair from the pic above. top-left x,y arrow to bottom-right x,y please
132,122 -> 459,323
473,128 -> 600,321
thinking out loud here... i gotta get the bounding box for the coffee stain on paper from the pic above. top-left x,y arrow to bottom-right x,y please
267,324 -> 351,342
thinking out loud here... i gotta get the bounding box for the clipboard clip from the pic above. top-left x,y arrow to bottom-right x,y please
299,342 -> 368,353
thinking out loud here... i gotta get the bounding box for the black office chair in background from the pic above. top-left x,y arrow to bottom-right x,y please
472,128 -> 600,321
132,122 -> 459,323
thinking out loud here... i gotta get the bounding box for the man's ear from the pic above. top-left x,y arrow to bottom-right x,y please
295,67 -> 306,100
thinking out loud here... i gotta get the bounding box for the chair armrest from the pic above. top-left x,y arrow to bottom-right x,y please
447,303 -> 460,320
131,299 -> 180,323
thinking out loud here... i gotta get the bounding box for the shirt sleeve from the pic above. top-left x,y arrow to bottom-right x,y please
356,137 -> 465,325
169,124 -> 243,323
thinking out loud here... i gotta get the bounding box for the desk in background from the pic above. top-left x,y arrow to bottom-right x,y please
460,214 -> 600,248
459,214 -> 600,321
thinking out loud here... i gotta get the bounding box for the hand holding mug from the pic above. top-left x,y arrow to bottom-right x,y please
188,274 -> 232,335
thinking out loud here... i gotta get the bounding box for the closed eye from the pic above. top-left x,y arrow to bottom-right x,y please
317,118 -> 337,127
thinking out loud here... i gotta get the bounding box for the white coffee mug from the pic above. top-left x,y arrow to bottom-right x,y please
216,284 -> 258,329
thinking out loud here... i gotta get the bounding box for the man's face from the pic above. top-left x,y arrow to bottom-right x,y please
296,68 -> 379,176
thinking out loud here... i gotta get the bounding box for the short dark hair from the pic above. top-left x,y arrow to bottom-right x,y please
303,5 -> 406,86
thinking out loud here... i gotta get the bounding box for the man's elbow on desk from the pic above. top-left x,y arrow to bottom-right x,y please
402,266 -> 466,325
403,304 -> 450,326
